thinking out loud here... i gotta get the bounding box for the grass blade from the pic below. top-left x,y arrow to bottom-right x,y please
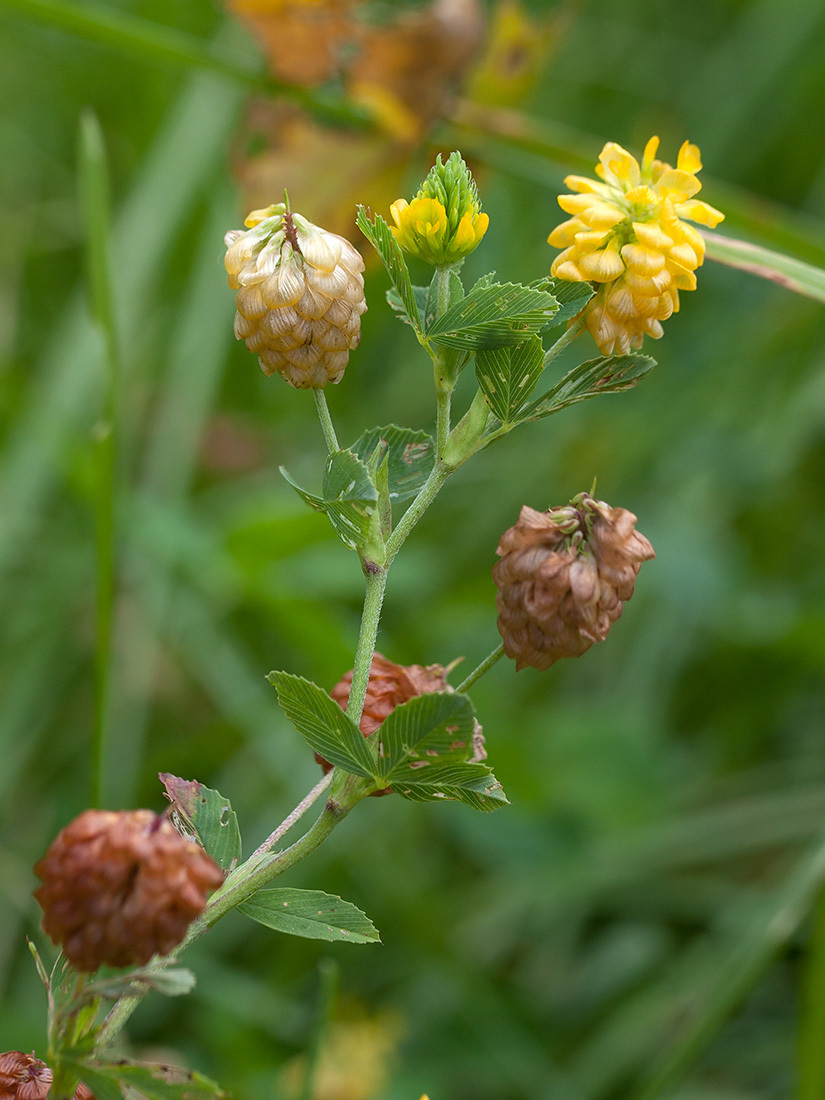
632,829 -> 825,1100
78,109 -> 119,807
703,231 -> 825,303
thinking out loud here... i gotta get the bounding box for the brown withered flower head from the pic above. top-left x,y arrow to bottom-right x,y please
317,653 -> 452,793
0,1053 -> 52,1100
493,492 -> 655,671
0,1054 -> 93,1100
34,810 -> 224,972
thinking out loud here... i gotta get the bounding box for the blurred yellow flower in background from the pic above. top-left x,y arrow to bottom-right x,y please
548,137 -> 724,354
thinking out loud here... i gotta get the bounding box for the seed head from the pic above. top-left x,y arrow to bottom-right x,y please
225,204 -> 367,388
548,137 -> 724,354
390,152 -> 488,266
493,493 -> 654,670
34,810 -> 224,972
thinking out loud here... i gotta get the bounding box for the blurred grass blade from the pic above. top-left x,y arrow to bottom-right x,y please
703,231 -> 825,302
3,0 -> 263,85
0,66 -> 244,590
798,885 -> 825,1100
633,828 -> 825,1100
2,0 -> 369,123
79,109 -> 119,807
104,181 -> 237,805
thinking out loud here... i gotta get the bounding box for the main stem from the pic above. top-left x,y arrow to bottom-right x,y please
345,565 -> 388,727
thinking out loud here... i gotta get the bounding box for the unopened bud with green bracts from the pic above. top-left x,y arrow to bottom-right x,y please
390,151 -> 489,267
225,204 -> 367,388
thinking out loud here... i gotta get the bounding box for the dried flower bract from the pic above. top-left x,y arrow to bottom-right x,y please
225,204 -> 367,388
34,810 -> 224,972
0,1053 -> 93,1100
317,654 -> 452,793
493,493 -> 655,670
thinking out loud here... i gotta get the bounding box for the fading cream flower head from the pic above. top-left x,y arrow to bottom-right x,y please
548,137 -> 724,355
225,203 -> 366,388
390,151 -> 489,266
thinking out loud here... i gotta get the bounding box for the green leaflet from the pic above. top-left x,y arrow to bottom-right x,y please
267,671 -> 376,778
350,425 -> 435,502
239,887 -> 380,944
517,353 -> 656,421
427,279 -> 559,350
475,335 -> 546,423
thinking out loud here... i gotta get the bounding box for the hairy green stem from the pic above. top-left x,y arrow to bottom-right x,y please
456,643 -> 505,693
250,770 -> 334,860
312,387 -> 339,454
543,314 -> 587,367
346,566 -> 388,727
435,377 -> 452,455
432,265 -> 456,455
384,461 -> 451,565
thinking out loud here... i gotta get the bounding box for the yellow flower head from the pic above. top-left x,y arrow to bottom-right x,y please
390,151 -> 489,267
548,137 -> 724,355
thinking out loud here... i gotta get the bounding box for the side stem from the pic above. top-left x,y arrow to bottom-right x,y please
456,643 -> 505,693
312,387 -> 339,453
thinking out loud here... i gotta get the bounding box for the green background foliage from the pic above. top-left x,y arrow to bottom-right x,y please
2,1 -> 825,1098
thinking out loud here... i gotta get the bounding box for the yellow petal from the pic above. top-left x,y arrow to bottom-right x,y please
655,169 -> 702,203
624,185 -> 658,206
558,193 -> 597,216
632,221 -> 674,251
624,268 -> 672,296
389,199 -> 409,228
551,257 -> 585,282
604,281 -> 637,320
677,141 -> 702,173
675,199 -> 725,228
641,136 -> 660,174
621,243 -> 666,276
668,242 -> 700,270
562,174 -> 607,194
548,217 -> 586,247
598,142 -> 641,188
579,202 -> 626,230
665,259 -> 698,291
651,291 -> 675,321
571,229 -> 612,251
579,242 -> 626,282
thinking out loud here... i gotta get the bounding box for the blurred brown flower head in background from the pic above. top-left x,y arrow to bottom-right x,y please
493,493 -> 654,670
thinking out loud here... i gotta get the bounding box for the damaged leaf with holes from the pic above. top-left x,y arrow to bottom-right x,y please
160,774 -> 242,873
